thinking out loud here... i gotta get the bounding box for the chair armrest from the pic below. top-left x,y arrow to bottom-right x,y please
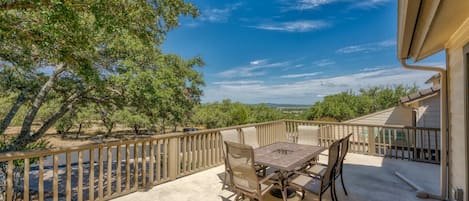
259,173 -> 278,184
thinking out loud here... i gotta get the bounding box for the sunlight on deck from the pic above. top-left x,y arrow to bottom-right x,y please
112,153 -> 439,201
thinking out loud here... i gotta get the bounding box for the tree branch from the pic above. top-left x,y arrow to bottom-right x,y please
0,90 -> 28,135
19,64 -> 66,137
9,90 -> 83,150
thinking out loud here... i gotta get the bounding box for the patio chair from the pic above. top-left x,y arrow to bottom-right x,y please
241,126 -> 260,148
296,125 -> 321,168
224,141 -> 278,201
289,140 -> 341,201
297,125 -> 320,146
220,129 -> 241,190
304,133 -> 353,198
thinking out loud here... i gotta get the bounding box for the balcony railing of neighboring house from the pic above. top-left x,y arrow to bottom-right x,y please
0,119 -> 440,201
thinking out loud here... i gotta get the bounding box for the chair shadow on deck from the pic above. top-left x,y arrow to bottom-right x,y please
216,153 -> 440,201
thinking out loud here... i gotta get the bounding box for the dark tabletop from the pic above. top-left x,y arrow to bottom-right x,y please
254,142 -> 326,172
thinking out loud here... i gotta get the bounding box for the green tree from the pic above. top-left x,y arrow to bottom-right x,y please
305,85 -> 418,121
0,0 -> 199,150
113,108 -> 151,135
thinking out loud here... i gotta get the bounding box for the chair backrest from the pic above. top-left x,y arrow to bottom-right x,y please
297,125 -> 320,145
220,129 -> 240,157
337,133 -> 352,174
224,141 -> 260,193
321,140 -> 340,191
242,127 -> 260,148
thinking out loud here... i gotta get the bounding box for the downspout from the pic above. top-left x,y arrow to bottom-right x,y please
400,59 -> 448,201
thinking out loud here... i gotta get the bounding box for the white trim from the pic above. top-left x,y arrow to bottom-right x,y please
463,42 -> 469,201
446,18 -> 469,49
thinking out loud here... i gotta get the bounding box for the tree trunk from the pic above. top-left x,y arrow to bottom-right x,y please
0,90 -> 27,135
19,64 -> 66,137
9,90 -> 79,151
106,123 -> 114,136
77,123 -> 82,139
134,125 -> 139,135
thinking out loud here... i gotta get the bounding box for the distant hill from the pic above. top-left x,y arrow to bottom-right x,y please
262,103 -> 310,108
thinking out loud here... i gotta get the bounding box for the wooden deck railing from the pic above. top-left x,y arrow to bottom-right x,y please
0,119 -> 439,201
284,120 -> 441,163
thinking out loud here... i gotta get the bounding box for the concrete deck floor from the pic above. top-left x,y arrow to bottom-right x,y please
112,153 -> 440,201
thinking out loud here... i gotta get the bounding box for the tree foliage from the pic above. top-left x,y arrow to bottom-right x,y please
304,85 -> 418,121
191,100 -> 287,129
0,0 -> 201,151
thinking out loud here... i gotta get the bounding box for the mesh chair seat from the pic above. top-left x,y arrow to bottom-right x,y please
290,174 -> 322,195
305,164 -> 327,177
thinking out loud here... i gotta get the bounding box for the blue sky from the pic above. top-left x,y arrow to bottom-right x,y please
163,0 -> 445,105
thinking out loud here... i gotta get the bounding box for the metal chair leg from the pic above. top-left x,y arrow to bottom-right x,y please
333,185 -> 338,201
222,172 -> 227,190
340,173 -> 348,196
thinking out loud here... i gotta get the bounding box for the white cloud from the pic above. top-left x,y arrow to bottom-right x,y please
336,39 -> 396,54
280,72 -> 322,78
213,80 -> 264,85
218,60 -> 292,78
281,0 -> 389,11
203,67 -> 435,104
360,67 -> 383,72
313,59 -> 336,67
351,0 -> 390,9
250,20 -> 329,32
282,0 -> 334,11
249,59 -> 268,65
199,3 -> 242,23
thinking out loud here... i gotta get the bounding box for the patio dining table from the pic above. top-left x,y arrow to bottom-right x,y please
254,142 -> 327,200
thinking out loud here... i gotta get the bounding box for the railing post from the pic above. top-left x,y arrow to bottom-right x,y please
368,126 -> 376,155
168,137 -> 179,180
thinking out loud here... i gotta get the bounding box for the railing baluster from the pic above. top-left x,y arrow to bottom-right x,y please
142,142 -> 146,187
98,146 -> 104,200
66,152 -> 72,201
116,144 -> 122,193
406,128 -> 411,160
149,141 -> 154,185
435,130 -> 440,163
125,144 -> 130,191
182,136 -> 187,174
107,146 -> 113,197
89,148 -> 95,201
39,156 -> 44,201
134,142 -> 138,189
164,139 -> 169,179
6,160 -> 13,201
427,129 -> 431,162
24,158 -> 30,201
53,154 -> 59,201
78,151 -> 83,201
157,140 -> 161,183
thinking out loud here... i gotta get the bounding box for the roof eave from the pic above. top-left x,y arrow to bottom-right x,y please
397,0 -> 421,61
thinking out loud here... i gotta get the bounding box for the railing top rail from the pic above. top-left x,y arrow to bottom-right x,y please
283,119 -> 440,131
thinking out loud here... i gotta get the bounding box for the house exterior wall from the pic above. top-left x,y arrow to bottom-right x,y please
345,106 -> 413,126
446,18 -> 469,201
416,94 -> 441,128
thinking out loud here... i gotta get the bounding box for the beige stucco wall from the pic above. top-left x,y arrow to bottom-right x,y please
345,106 -> 413,126
446,18 -> 469,201
416,94 -> 441,128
